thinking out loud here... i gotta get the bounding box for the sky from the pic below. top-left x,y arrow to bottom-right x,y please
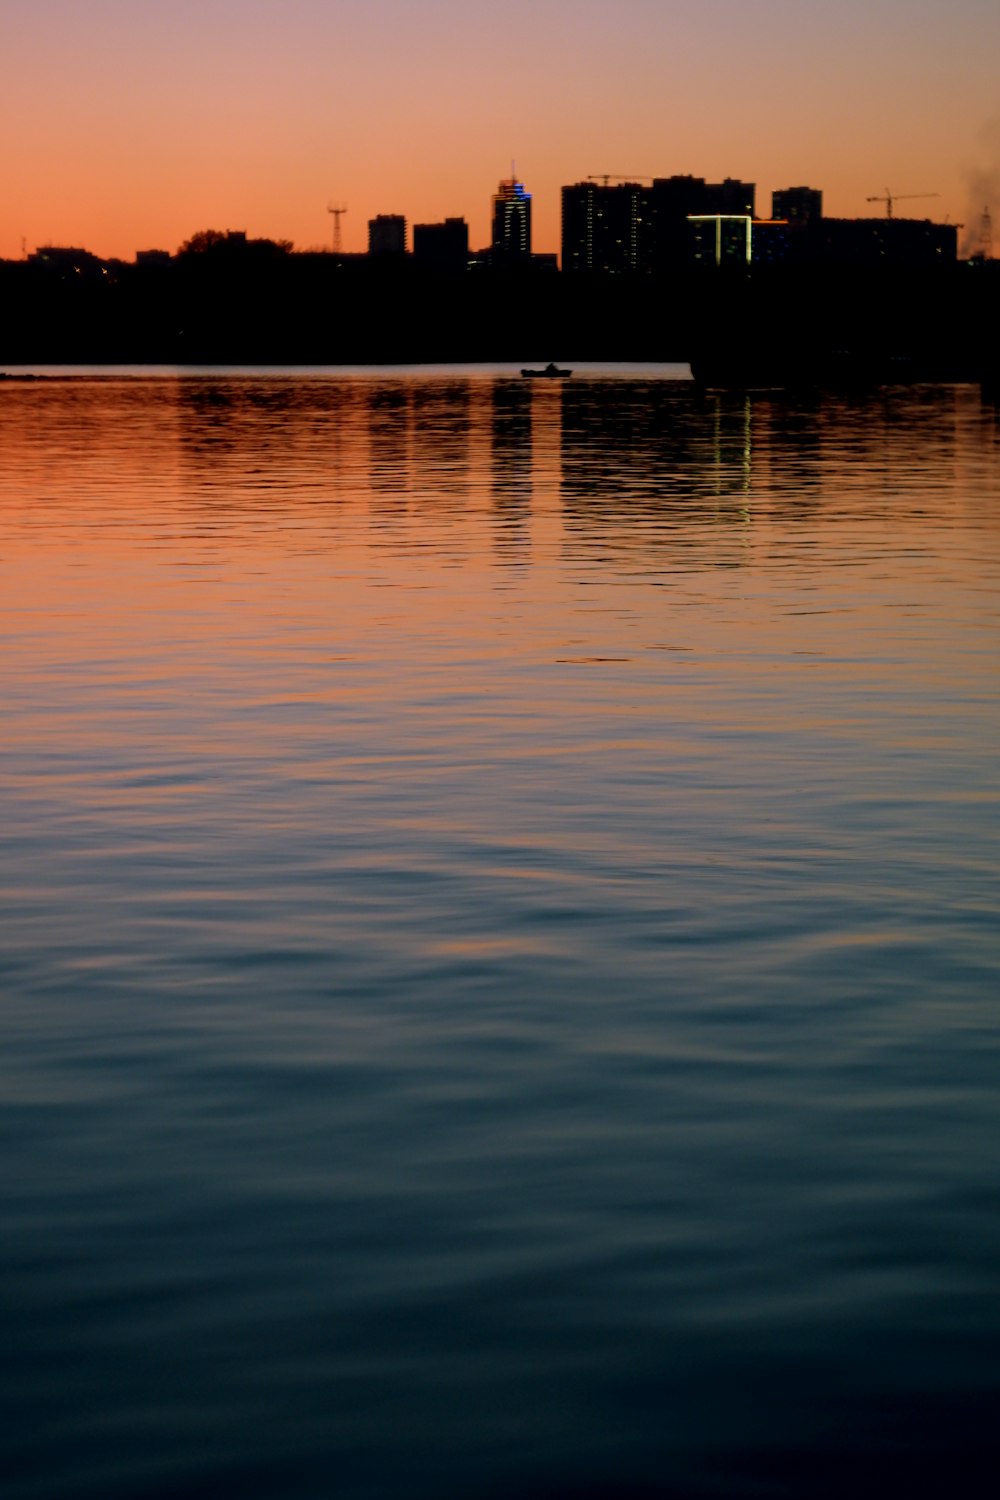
2,0 -> 999,261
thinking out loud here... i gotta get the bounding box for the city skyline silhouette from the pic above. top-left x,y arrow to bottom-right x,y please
2,0 -> 998,262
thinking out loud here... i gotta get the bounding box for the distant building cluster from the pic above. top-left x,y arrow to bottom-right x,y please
371,175 -> 556,273
561,177 -> 957,272
362,172 -> 958,275
17,169 -> 977,275
562,175 -> 756,274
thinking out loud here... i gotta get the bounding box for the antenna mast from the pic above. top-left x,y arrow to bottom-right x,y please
980,205 -> 993,261
326,202 -> 347,254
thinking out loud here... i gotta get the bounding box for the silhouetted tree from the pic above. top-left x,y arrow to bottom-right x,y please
178,229 -> 292,258
178,229 -> 229,255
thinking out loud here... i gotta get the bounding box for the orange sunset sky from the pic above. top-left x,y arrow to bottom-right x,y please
2,0 -> 999,263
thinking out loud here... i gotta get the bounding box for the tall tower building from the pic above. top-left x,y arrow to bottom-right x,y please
491,175 -> 532,262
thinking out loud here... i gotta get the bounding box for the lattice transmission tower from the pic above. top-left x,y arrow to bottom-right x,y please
327,203 -> 347,254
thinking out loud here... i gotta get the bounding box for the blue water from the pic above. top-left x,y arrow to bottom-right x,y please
2,372 -> 999,1497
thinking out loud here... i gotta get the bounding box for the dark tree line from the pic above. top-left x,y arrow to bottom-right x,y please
1,236 -> 997,375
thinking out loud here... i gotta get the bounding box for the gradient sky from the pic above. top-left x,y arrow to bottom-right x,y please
2,0 -> 999,261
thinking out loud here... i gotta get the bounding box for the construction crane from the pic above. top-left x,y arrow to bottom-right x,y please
326,202 -> 347,253
866,189 -> 939,219
587,175 -> 654,187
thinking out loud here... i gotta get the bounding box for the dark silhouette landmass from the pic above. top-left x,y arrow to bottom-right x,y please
1,234 -> 997,382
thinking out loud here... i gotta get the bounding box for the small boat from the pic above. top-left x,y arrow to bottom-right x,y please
521,362 -> 572,379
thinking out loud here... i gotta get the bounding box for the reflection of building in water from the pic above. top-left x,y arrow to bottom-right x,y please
753,386 -> 972,521
732,395 -> 805,517
982,381 -> 1000,440
491,381 -> 534,566
706,392 -> 752,496
559,382 -> 762,562
365,383 -> 413,519
174,379 -> 379,520
410,382 -> 471,521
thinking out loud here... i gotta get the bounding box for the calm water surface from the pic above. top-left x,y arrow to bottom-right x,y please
2,371 -> 999,1498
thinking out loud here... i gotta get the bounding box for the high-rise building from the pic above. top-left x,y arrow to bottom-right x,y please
642,176 -> 712,271
412,218 -> 469,272
491,176 -> 532,262
368,214 -> 407,256
771,187 -> 823,226
704,178 -> 756,217
561,181 -> 645,274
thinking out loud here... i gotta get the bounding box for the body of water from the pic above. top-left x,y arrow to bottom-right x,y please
2,369 -> 999,1498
